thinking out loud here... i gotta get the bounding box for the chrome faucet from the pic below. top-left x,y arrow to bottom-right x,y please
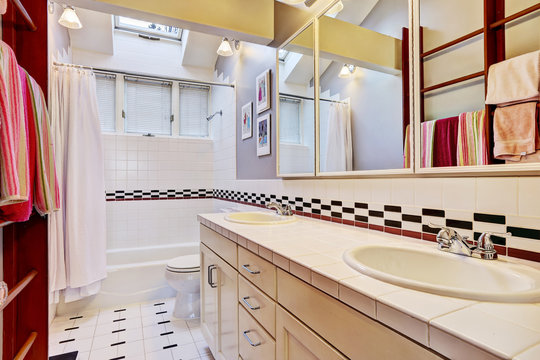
428,223 -> 510,260
266,202 -> 294,216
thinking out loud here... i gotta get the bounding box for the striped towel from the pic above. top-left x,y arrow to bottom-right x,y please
457,109 -> 489,166
403,124 -> 411,168
421,120 -> 437,168
0,41 -> 29,205
27,73 -> 61,214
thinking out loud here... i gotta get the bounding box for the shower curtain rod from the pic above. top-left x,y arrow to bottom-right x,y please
280,93 -> 348,104
52,62 -> 235,89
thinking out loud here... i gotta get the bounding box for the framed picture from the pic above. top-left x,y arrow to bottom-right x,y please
241,102 -> 253,140
256,69 -> 271,114
257,114 -> 271,157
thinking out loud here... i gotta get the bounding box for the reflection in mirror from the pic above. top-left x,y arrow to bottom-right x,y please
419,0 -> 540,169
278,24 -> 315,175
318,0 -> 410,173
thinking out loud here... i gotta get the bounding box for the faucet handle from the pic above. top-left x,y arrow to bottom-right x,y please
477,231 -> 511,250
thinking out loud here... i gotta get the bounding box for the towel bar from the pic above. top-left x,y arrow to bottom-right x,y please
13,332 -> 37,360
0,269 -> 38,312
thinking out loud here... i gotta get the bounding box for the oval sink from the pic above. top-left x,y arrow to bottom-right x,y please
343,244 -> 540,303
224,211 -> 297,225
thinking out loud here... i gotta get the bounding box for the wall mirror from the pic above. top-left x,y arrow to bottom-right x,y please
277,22 -> 316,177
417,0 -> 540,173
317,0 -> 412,175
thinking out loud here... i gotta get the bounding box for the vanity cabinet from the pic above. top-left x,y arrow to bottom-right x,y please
200,226 -> 239,360
200,224 -> 443,360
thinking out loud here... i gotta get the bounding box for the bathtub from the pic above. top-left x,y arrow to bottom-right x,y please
56,242 -> 199,316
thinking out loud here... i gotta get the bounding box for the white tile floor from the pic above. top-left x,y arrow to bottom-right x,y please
49,298 -> 214,360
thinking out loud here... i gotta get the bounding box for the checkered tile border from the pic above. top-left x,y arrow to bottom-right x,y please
105,189 -> 213,201
212,189 -> 540,263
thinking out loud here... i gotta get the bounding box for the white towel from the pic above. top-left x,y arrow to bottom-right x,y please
485,50 -> 540,105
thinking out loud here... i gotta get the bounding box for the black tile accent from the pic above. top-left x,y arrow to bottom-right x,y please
354,202 -> 368,209
312,198 -> 321,204
385,220 -> 402,228
110,341 -> 126,347
331,200 -> 342,206
109,357 -> 126,360
112,329 -> 126,334
321,204 -> 331,211
114,309 -> 126,313
312,209 -> 321,215
474,213 -> 506,224
402,214 -> 422,223
384,205 -> 402,213
49,351 -> 78,360
59,339 -> 75,344
69,316 -> 83,320
113,318 -> 126,322
64,327 -> 79,331
303,202 -> 312,208
343,207 -> 354,214
154,302 -> 165,306
155,311 -> 167,315
295,197 -> 303,202
163,344 -> 178,349
158,320 -> 170,325
160,331 -> 174,336
474,232 -> 506,246
507,226 -> 540,240
368,210 -> 384,218
355,215 -> 368,223
331,212 -> 342,219
423,224 -> 440,234
446,219 -> 473,230
422,208 -> 445,217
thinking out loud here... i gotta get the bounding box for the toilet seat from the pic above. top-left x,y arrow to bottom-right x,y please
166,254 -> 200,273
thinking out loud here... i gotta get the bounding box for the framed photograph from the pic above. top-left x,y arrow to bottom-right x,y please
241,102 -> 253,140
256,114 -> 271,157
256,69 -> 271,114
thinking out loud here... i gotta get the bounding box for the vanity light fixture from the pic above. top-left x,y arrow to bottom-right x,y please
280,0 -> 306,4
326,0 -> 344,16
217,38 -> 240,57
58,6 -> 83,29
338,64 -> 356,78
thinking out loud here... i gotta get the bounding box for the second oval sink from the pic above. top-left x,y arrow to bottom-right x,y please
343,244 -> 540,303
225,211 -> 297,225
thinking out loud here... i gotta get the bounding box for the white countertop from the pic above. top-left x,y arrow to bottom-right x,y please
198,212 -> 540,360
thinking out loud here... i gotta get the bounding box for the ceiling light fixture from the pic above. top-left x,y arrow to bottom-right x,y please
326,0 -> 344,16
280,0 -> 305,4
338,64 -> 355,78
217,38 -> 240,57
58,6 -> 82,29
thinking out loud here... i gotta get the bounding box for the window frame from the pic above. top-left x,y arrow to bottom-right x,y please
114,16 -> 183,41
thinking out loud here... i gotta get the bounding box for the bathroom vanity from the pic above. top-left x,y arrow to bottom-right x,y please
198,219 -> 444,360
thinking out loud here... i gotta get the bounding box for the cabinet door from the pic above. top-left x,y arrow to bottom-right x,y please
201,244 -> 219,355
216,255 -> 239,360
276,305 -> 346,360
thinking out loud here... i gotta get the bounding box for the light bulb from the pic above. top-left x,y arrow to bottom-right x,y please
58,6 -> 82,29
217,38 -> 234,57
338,64 -> 352,78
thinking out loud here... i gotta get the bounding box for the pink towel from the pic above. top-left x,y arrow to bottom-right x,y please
421,120 -> 436,167
0,41 -> 29,206
457,110 -> 489,166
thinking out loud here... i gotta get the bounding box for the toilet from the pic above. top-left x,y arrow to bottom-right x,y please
165,254 -> 201,319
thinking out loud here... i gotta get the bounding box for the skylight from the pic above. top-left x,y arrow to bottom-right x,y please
278,49 -> 290,62
115,16 -> 183,41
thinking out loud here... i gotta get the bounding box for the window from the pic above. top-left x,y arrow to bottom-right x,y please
279,96 -> 301,144
95,73 -> 116,132
124,77 -> 172,135
179,84 -> 209,137
278,49 -> 289,62
115,16 -> 183,41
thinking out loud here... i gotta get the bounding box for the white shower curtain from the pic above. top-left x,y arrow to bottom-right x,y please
49,66 -> 107,303
324,102 -> 353,172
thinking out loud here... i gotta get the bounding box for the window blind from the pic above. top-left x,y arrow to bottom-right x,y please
124,77 -> 172,135
279,97 -> 301,144
179,84 -> 209,137
95,73 -> 116,132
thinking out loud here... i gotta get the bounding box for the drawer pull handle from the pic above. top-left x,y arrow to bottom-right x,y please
241,264 -> 260,275
242,330 -> 261,347
242,296 -> 260,310
208,265 -> 217,288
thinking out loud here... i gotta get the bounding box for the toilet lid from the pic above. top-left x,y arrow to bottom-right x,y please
166,254 -> 200,272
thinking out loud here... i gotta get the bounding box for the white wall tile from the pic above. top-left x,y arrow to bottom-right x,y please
442,178 -> 476,211
518,177 -> 540,218
476,177 -> 518,215
414,178 -> 443,208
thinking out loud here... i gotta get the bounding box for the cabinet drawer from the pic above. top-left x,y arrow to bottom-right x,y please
200,224 -> 237,268
238,247 -> 276,299
239,305 -> 275,360
239,275 -> 276,337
